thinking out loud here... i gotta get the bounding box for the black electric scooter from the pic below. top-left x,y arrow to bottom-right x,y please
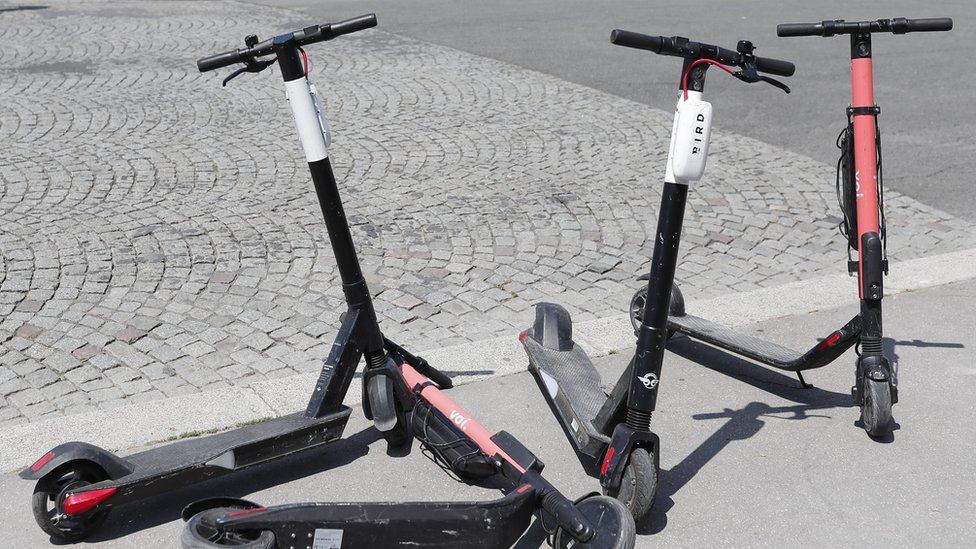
521,30 -> 794,520
21,16 -> 632,547
628,16 -> 953,438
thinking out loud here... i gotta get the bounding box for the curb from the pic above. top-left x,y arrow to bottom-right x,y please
3,247 -> 975,471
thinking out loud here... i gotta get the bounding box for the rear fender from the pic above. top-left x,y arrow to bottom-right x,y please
19,442 -> 132,481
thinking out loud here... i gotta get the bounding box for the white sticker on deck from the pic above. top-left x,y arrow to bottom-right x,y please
313,528 -> 344,549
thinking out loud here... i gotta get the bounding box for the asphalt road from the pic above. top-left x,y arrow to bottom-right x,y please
4,278 -> 974,547
257,0 -> 975,219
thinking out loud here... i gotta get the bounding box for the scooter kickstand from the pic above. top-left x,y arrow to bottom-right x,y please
796,372 -> 813,389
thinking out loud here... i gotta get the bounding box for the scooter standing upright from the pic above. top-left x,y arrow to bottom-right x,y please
628,16 -> 953,438
520,29 -> 795,520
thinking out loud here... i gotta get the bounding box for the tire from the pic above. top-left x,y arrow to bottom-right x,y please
181,507 -> 275,549
629,284 -> 683,339
31,462 -> 110,542
861,377 -> 893,437
610,448 -> 657,521
554,495 -> 636,549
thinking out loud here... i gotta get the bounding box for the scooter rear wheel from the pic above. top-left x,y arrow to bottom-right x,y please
182,507 -> 275,549
629,284 -> 683,338
31,462 -> 110,542
612,448 -> 657,521
553,495 -> 636,549
860,377 -> 893,437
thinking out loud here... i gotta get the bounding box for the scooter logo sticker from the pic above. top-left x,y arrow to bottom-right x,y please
638,373 -> 659,390
449,409 -> 471,431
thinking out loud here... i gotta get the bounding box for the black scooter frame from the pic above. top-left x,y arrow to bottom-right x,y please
20,17 -> 448,536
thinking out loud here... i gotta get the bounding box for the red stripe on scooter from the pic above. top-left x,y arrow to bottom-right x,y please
600,447 -> 615,476
817,332 -> 842,350
400,363 -> 526,474
30,451 -> 55,472
518,330 -> 527,343
227,507 -> 268,518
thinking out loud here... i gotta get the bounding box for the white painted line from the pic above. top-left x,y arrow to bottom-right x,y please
3,247 -> 975,471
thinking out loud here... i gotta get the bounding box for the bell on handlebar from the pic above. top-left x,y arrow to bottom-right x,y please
736,40 -> 754,55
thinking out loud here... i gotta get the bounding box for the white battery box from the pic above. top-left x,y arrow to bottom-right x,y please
670,96 -> 713,182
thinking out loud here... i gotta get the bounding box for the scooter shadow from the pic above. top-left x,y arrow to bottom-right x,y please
83,426 -> 385,543
638,336 -> 857,535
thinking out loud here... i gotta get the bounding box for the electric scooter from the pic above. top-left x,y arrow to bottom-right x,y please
628,16 -> 953,438
181,364 -> 634,548
520,30 -> 795,520
21,15 -> 633,547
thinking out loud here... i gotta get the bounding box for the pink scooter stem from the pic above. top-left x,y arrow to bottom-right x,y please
850,57 -> 880,298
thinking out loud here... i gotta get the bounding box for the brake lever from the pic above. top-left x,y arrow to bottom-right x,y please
733,60 -> 791,94
222,57 -> 276,87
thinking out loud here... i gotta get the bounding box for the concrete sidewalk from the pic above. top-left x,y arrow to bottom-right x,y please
2,277 -> 973,547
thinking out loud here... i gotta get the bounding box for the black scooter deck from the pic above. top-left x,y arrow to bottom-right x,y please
522,307 -> 610,458
89,408 -> 351,505
215,486 -> 537,549
667,313 -> 861,372
668,314 -> 801,366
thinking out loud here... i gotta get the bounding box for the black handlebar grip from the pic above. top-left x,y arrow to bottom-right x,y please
610,29 -> 665,53
328,13 -> 377,37
905,17 -> 953,33
197,49 -> 243,72
754,55 -> 795,77
776,22 -> 822,37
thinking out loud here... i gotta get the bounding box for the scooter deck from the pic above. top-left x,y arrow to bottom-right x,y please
84,407 -> 352,505
668,314 -> 801,367
522,307 -> 610,458
667,312 -> 861,373
212,480 -> 537,549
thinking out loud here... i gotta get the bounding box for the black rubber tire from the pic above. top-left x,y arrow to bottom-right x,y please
611,448 -> 657,521
554,495 -> 635,549
31,462 -> 110,542
629,284 -> 683,339
182,507 -> 275,549
861,377 -> 893,437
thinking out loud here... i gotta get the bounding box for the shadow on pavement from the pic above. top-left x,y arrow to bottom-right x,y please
639,336 -> 855,535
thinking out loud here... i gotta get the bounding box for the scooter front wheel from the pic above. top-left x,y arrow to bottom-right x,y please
182,507 -> 275,549
31,462 -> 110,542
611,447 -> 657,521
860,377 -> 893,437
553,495 -> 636,549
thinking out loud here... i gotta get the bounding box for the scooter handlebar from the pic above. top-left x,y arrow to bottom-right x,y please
611,29 -> 794,77
610,29 -> 665,53
196,13 -> 377,72
903,17 -> 953,33
754,55 -> 795,77
777,17 -> 953,37
327,13 -> 377,37
197,49 -> 245,72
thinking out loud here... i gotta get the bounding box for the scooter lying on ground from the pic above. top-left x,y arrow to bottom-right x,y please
628,16 -> 952,438
22,15 -> 633,548
520,30 -> 794,520
182,364 -> 634,548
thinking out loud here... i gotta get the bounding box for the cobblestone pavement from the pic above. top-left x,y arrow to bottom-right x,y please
1,0 -> 974,425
